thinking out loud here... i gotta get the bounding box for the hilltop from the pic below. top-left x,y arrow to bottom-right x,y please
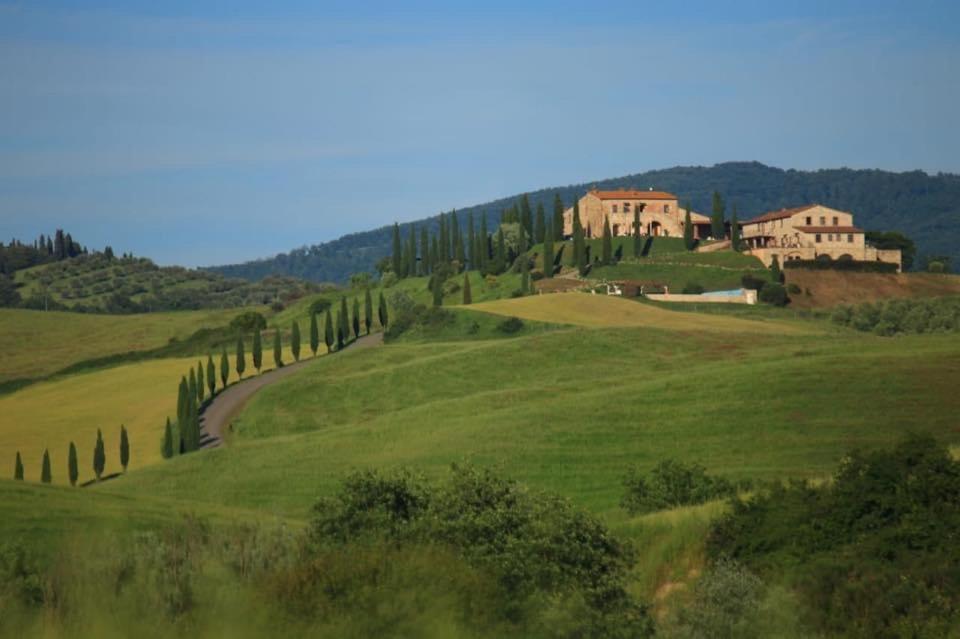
206,161 -> 960,283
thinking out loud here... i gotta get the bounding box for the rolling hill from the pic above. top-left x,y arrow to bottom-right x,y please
206,161 -> 960,283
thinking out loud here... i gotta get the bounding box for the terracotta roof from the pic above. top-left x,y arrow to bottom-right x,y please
795,226 -> 863,234
590,189 -> 677,201
688,211 -> 711,223
742,205 -> 816,225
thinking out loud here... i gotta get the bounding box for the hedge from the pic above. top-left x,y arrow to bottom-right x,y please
783,259 -> 897,273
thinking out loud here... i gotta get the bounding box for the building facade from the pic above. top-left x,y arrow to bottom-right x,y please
562,189 -> 712,239
740,204 -> 902,271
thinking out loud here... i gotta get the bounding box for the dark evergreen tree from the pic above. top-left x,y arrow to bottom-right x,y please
683,208 -> 695,251
479,212 -> 489,269
770,254 -> 783,283
273,327 -> 283,369
324,309 -> 334,352
309,311 -> 320,356
338,297 -> 349,348
188,369 -> 197,407
93,429 -> 105,480
14,451 -> 23,480
462,272 -> 472,304
252,329 -> 263,373
162,418 -> 174,459
451,212 -> 462,266
572,202 -> 587,274
177,376 -> 188,428
519,194 -> 533,239
41,449 -> 51,483
68,441 -> 78,485
235,338 -> 246,379
467,212 -> 476,270
429,235 -> 439,273
364,288 -> 373,334
520,254 -> 530,294
438,212 -> 448,263
206,354 -> 216,397
553,193 -> 565,241
633,210 -> 643,257
352,298 -> 361,339
196,360 -> 205,403
391,222 -> 402,275
420,226 -> 430,275
543,225 -> 555,278
602,216 -> 613,265
120,425 -> 129,472
534,203 -> 546,244
711,191 -> 725,240
730,204 -> 741,250
378,291 -> 388,329
494,226 -> 506,274
407,225 -> 418,278
291,320 -> 301,362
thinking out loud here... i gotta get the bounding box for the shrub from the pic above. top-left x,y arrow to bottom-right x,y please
496,316 -> 524,334
620,459 -> 735,515
380,271 -> 399,288
309,298 -> 331,315
831,296 -> 960,335
230,311 -> 267,332
740,274 -> 766,291
666,558 -> 765,639
786,282 -> 801,294
758,282 -> 788,306
681,282 -> 705,294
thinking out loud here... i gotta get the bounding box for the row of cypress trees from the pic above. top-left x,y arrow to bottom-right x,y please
13,426 -> 128,485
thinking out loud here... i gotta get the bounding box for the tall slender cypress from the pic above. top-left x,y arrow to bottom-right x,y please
252,329 -> 263,373
68,442 -> 78,485
683,208 -> 695,251
711,191 -> 725,240
273,327 -> 283,368
462,272 -> 472,304
534,203 -> 546,244
730,204 -> 741,251
495,227 -> 506,274
438,212 -> 448,263
14,451 -> 23,480
520,194 -> 533,239
602,216 -> 613,265
352,298 -> 361,339
451,212 -> 462,266
310,312 -> 319,356
520,253 -> 530,294
479,212 -> 489,269
467,212 -> 476,270
93,429 -> 105,480
291,320 -> 301,362
429,235 -> 439,273
420,226 -> 430,276
235,338 -> 246,379
120,425 -> 130,472
364,288 -> 373,334
432,274 -> 443,307
553,193 -> 565,240
41,449 -> 51,483
378,291 -> 388,329
206,354 -> 216,397
324,309 -> 334,352
162,418 -> 174,459
406,225 -> 417,278
633,209 -> 643,257
391,222 -> 402,275
338,297 -> 349,348
573,203 -> 586,274
543,224 -> 555,278
196,361 -> 205,403
188,369 -> 197,408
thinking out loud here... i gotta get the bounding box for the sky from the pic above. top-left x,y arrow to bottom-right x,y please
1,1 -> 959,266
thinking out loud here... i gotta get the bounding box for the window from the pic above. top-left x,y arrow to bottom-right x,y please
664,204 -> 670,213
848,234 -> 854,243
612,204 -> 618,213
805,216 -> 812,225
819,216 -> 826,225
828,234 -> 833,241
815,234 -> 822,243
623,202 -> 630,212
832,216 -> 839,226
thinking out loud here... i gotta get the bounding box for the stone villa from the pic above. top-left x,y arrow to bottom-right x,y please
741,204 -> 902,271
562,188 -> 712,239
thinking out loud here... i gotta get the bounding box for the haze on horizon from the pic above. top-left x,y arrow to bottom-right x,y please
1,0 -> 958,267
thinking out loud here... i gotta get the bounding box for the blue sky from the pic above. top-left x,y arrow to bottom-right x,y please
1,1 -> 958,266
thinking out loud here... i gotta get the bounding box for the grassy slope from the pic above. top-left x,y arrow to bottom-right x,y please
100,296 -> 960,522
0,344 -> 320,486
0,307 -> 250,384
785,269 -> 960,309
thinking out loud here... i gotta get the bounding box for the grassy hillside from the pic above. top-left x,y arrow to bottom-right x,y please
784,269 -> 960,308
207,161 -> 960,283
99,296 -> 960,521
13,252 -> 323,313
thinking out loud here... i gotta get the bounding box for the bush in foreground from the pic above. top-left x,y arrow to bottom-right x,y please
621,459 -> 736,515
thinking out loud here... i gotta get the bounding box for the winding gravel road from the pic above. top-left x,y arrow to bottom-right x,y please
199,332 -> 384,448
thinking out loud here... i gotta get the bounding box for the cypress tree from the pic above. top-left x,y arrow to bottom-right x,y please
520,194 -> 533,239
633,209 -> 643,257
364,288 -> 373,334
41,449 -> 51,483
196,361 -> 205,403
339,297 -> 349,346
438,212 -> 448,262
252,329 -> 263,373
553,193 -> 565,240
324,309 -> 334,352
711,191 -> 725,240
391,222 -> 402,275
188,369 -> 197,408
273,327 -> 283,369
602,216 -> 613,265
420,226 -> 430,275
407,225 -> 418,278
520,254 -> 530,295
93,429 -> 105,480
351,298 -> 361,339
68,442 -> 78,485
177,376 -> 188,428
291,320 -> 301,362
14,451 -> 23,480
495,227 -> 506,274
451,212 -> 462,266
162,418 -> 174,459
378,291 -> 388,329
120,425 -> 129,472
206,354 -> 216,397
683,208 -> 695,251
462,272 -> 472,304
310,312 -> 320,356
431,274 -> 442,307
730,204 -> 741,251
429,235 -> 439,273
770,254 -> 783,283
235,338 -> 246,379
534,203 -> 546,244
573,204 -> 586,275
467,212 -> 476,270
543,225 -> 554,278
479,212 -> 489,269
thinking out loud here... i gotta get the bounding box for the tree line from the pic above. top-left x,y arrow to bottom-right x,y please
12,425 -> 129,485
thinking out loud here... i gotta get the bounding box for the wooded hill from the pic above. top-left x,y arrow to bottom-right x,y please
207,161 -> 960,283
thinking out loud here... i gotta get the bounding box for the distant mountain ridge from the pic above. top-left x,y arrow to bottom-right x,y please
206,161 -> 960,282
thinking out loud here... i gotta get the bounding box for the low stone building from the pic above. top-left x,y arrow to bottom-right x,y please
562,188 -> 712,239
740,204 -> 902,271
